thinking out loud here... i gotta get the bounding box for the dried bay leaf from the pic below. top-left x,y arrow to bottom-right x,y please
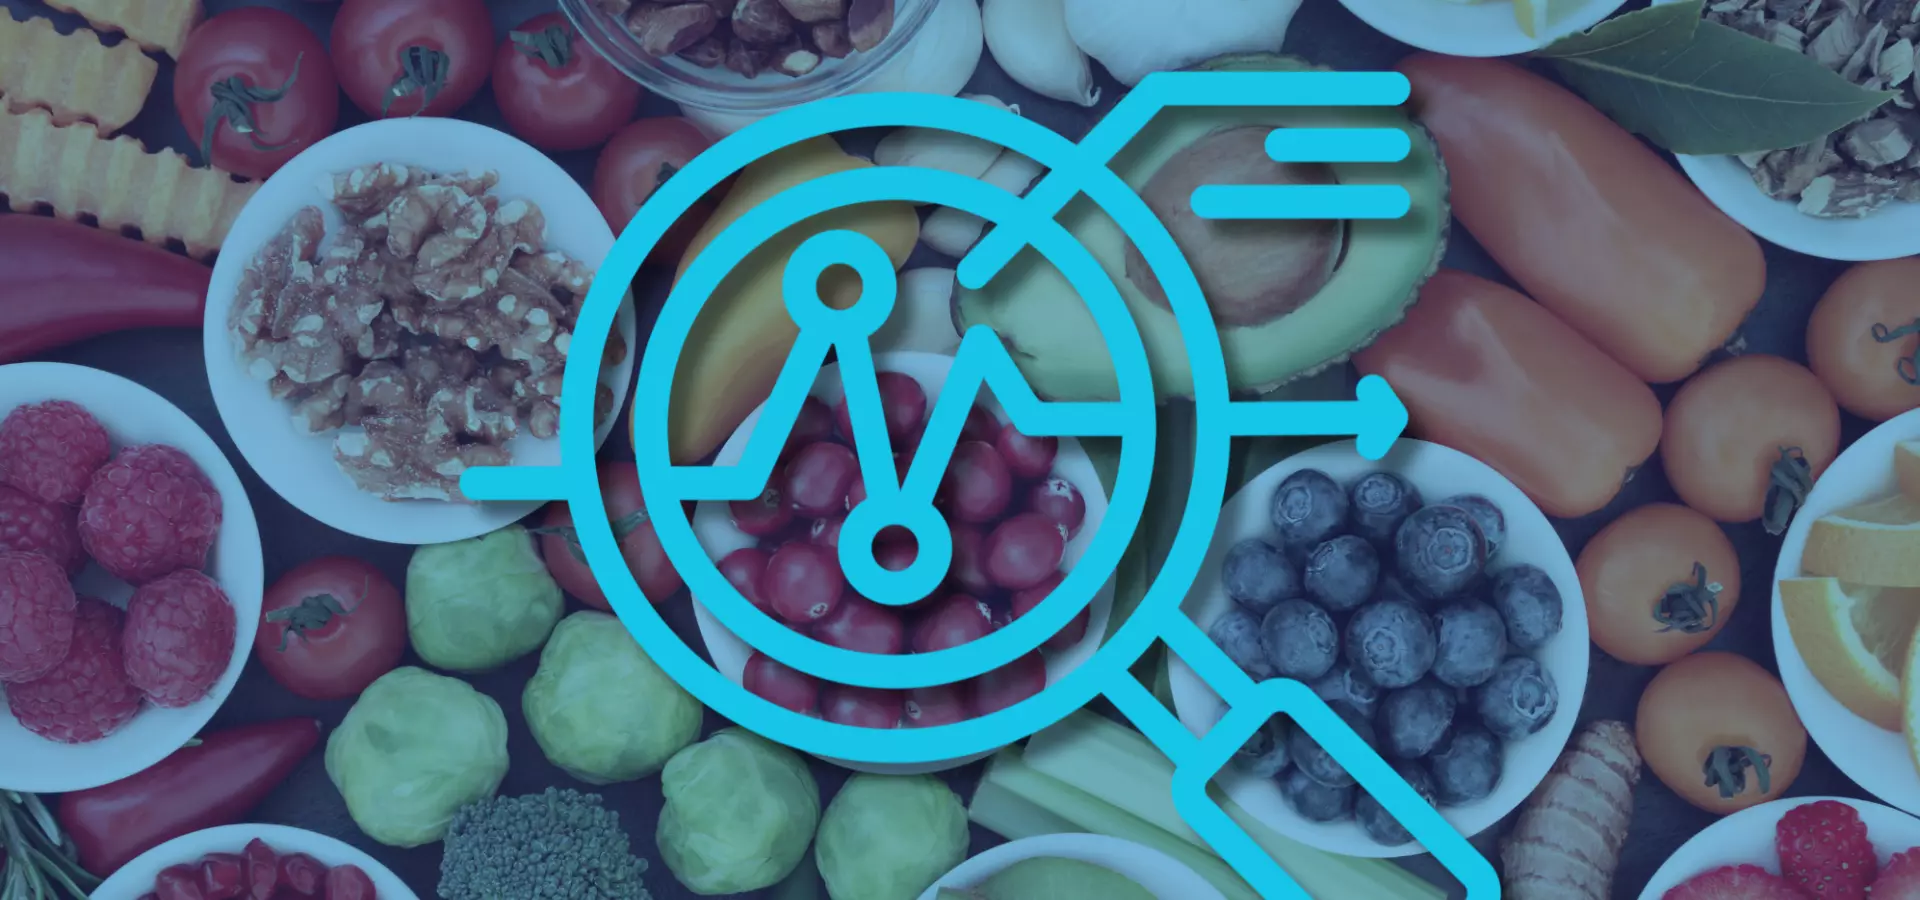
1535,1 -> 1896,154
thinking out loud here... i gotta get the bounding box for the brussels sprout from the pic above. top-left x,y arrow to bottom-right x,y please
406,524 -> 563,672
325,667 -> 510,848
816,773 -> 969,900
523,611 -> 703,785
657,728 -> 821,895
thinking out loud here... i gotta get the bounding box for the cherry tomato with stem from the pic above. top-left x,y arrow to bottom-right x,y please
493,14 -> 643,152
254,556 -> 404,701
1660,354 -> 1840,534
331,0 -> 493,119
1807,257 -> 1920,422
591,117 -> 721,268
173,8 -> 338,180
536,458 -> 683,609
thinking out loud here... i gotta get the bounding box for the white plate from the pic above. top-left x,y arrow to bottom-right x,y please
690,351 -> 1115,775
1167,438 -> 1589,858
916,833 -> 1226,900
202,117 -> 638,546
1638,796 -> 1920,899
1333,0 -> 1630,57
0,363 -> 263,794
91,823 -> 418,899
1675,154 -> 1920,262
1772,407 -> 1920,814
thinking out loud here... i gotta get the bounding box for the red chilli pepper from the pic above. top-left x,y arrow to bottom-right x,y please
56,718 -> 323,877
0,216 -> 210,364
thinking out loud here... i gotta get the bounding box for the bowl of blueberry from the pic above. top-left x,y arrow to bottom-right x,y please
689,351 -> 1115,775
1168,437 -> 1588,858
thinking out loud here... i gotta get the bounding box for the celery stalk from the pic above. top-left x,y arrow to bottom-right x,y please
1022,712 -> 1444,900
967,779 -> 1079,838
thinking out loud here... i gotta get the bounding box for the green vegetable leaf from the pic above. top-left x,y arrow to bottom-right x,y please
1536,0 -> 1895,155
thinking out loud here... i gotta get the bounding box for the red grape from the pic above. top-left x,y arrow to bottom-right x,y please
968,652 -> 1048,716
847,474 -> 867,511
912,592 -> 997,652
810,516 -> 845,550
996,425 -> 1058,480
783,396 -> 836,461
812,596 -> 906,654
874,528 -> 918,572
744,651 -> 820,714
948,524 -> 994,595
835,371 -> 929,445
783,441 -> 858,516
731,486 -> 793,537
984,513 -> 1066,590
960,404 -> 1003,444
1025,477 -> 1087,539
821,684 -> 903,728
1008,572 -> 1087,653
760,542 -> 845,623
939,441 -> 1013,523
903,683 -> 969,727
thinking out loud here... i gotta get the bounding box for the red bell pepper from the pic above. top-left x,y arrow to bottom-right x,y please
0,215 -> 210,364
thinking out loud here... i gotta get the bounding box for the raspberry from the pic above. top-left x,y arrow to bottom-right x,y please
0,484 -> 85,575
0,550 -> 77,682
79,444 -> 222,584
123,569 -> 235,708
0,400 -> 112,505
6,596 -> 143,743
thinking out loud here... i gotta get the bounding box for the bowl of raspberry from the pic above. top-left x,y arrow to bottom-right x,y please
689,351 -> 1116,774
0,362 -> 264,794
1641,797 -> 1920,900
90,823 -> 416,900
1166,437 -> 1588,858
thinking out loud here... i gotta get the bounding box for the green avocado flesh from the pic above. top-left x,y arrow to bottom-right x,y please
955,53 -> 1450,401
944,857 -> 1158,900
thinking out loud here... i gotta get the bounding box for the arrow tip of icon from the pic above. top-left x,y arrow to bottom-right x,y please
1353,375 -> 1408,461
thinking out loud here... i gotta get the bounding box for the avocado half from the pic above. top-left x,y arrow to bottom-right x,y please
954,53 -> 1450,401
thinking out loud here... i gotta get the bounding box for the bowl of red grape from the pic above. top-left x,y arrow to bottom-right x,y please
1167,438 -> 1588,858
690,351 -> 1117,774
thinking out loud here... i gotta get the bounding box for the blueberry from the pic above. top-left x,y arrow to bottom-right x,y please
1280,768 -> 1354,822
1355,762 -> 1437,846
1287,704 -> 1375,788
1209,607 -> 1277,681
1442,494 -> 1506,559
1378,680 -> 1456,759
1272,469 -> 1348,550
1309,663 -> 1382,719
1350,471 -> 1422,548
1304,535 -> 1379,613
1345,600 -> 1437,690
1427,725 -> 1503,805
1490,565 -> 1564,650
1474,656 -> 1558,741
1430,599 -> 1509,689
1234,717 -> 1291,777
1395,505 -> 1488,601
1221,539 -> 1299,616
1259,599 -> 1339,681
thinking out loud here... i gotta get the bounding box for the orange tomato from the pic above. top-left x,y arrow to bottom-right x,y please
1636,652 -> 1805,815
1353,269 -> 1664,519
1661,355 -> 1840,533
1807,257 -> 1920,422
1398,54 -> 1765,385
1578,502 -> 1740,666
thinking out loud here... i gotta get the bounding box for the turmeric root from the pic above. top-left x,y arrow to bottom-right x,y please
1501,720 -> 1642,900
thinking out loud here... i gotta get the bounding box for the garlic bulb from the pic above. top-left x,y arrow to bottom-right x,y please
922,150 -> 1045,257
982,0 -> 1100,107
1062,0 -> 1301,86
874,94 -> 1023,191
874,268 -> 963,355
858,0 -> 986,99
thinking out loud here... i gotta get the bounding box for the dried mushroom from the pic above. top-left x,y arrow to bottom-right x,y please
1709,0 -> 1920,216
617,0 -> 891,77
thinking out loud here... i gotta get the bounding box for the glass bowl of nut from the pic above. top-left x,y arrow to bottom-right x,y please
562,0 -> 948,132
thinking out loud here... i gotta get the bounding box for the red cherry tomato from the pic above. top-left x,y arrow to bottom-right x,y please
254,557 -> 405,701
172,8 -> 338,180
331,0 -> 492,118
537,459 -> 683,609
591,117 -> 719,267
492,13 -> 643,152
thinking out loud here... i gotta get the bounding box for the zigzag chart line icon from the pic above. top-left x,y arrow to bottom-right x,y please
460,74 -> 1501,900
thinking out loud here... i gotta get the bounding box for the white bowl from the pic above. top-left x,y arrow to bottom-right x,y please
1166,438 -> 1589,859
1333,0 -> 1630,57
1675,154 -> 1920,261
1772,407 -> 1920,814
1638,796 -> 1920,899
690,351 -> 1115,775
0,363 -> 263,794
202,118 -> 638,546
916,833 -> 1226,900
91,823 -> 418,900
